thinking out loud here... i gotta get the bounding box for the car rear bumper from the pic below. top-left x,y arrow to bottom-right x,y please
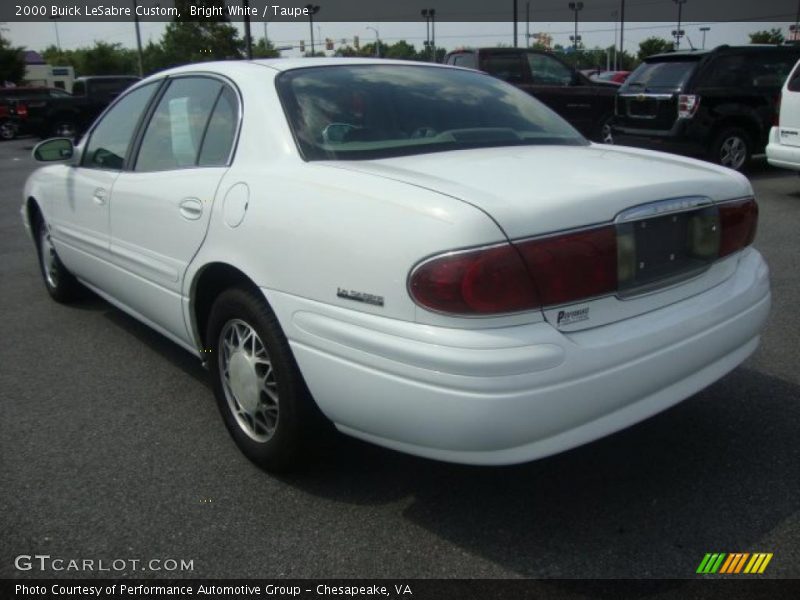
766,128 -> 800,170
612,118 -> 708,157
265,249 -> 770,465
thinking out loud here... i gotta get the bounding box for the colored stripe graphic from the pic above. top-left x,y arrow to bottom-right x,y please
720,553 -> 749,574
697,553 -> 726,574
698,552 -> 773,574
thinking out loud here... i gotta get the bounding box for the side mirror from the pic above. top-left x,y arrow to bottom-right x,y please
33,138 -> 74,162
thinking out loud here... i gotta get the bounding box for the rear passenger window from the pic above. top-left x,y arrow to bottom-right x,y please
702,55 -> 751,88
198,86 -> 238,166
452,53 -> 477,69
483,54 -> 526,84
750,54 -> 796,89
135,77 -> 222,172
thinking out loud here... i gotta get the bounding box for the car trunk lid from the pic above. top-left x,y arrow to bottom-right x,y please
326,144 -> 753,330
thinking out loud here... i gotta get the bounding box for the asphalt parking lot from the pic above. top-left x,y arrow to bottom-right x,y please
0,137 -> 798,583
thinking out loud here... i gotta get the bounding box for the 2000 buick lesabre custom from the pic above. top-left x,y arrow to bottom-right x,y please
22,59 -> 770,470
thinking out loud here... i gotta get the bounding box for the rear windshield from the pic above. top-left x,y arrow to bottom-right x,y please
622,59 -> 699,92
276,64 -> 587,161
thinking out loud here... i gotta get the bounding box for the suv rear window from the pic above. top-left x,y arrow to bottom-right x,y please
623,59 -> 698,92
450,53 -> 477,69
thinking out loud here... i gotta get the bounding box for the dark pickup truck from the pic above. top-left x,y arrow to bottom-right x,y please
612,45 -> 800,171
444,47 -> 618,142
28,75 -> 140,139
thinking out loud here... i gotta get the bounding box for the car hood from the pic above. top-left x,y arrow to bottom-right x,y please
324,144 -> 752,239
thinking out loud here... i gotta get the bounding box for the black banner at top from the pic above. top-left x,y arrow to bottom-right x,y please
1,0 -> 797,23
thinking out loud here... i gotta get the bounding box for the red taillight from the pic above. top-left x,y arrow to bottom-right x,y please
15,103 -> 28,117
410,199 -> 756,317
678,94 -> 700,119
719,198 -> 758,258
409,244 -> 540,315
515,226 -> 618,307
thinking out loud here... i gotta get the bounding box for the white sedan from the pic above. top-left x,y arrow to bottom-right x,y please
23,59 -> 770,470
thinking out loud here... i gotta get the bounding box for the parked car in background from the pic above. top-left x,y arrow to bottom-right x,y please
445,48 -> 618,142
0,101 -> 18,140
766,57 -> 800,170
0,86 -> 71,138
591,70 -> 631,85
31,75 -> 139,139
23,59 -> 770,470
613,45 -> 800,171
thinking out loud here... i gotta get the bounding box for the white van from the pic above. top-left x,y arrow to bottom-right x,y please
767,58 -> 800,170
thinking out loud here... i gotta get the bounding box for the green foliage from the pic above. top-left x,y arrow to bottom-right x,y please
638,37 -> 674,61
748,29 -> 784,44
0,36 -> 26,85
41,42 -> 136,76
253,38 -> 280,59
156,0 -> 243,67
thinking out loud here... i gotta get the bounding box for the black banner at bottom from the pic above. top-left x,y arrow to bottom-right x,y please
3,579 -> 800,600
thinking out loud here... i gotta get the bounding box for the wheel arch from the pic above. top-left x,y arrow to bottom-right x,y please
708,116 -> 762,152
190,261 -> 264,349
25,196 -> 44,235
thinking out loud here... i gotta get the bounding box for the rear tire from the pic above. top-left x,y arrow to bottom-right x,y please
206,287 -> 330,471
0,120 -> 16,141
595,114 -> 614,144
35,215 -> 81,303
709,127 -> 751,171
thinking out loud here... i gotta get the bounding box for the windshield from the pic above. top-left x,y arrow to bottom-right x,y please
276,64 -> 587,161
622,59 -> 699,92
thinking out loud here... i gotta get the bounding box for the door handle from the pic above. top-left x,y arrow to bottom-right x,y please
179,197 -> 203,220
92,188 -> 107,205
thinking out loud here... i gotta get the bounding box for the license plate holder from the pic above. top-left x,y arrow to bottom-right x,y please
617,206 -> 719,296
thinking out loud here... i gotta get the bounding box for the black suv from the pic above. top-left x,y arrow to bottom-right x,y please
612,45 -> 800,171
444,48 -> 618,142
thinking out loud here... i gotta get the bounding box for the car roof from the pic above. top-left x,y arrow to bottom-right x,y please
156,57 -> 455,78
647,44 -> 800,61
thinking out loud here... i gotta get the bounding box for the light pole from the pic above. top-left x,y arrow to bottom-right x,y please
366,26 -> 380,57
673,0 -> 687,50
305,4 -> 320,56
133,0 -> 143,76
699,26 -> 710,49
513,0 -> 518,47
526,2 -> 530,47
612,10 -> 618,70
568,2 -> 583,51
49,15 -> 61,52
243,0 -> 253,59
619,0 -> 625,70
421,9 -> 436,62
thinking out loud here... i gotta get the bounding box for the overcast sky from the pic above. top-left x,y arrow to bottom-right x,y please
1,20 -> 792,59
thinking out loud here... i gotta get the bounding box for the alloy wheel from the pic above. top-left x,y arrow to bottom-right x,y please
218,319 -> 279,442
719,135 -> 747,170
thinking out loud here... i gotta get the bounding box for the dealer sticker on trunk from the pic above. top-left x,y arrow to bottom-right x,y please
556,307 -> 590,326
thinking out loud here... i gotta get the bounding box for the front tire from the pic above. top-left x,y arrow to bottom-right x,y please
207,287 -> 328,471
709,127 -> 751,171
35,216 -> 81,303
51,119 -> 77,139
